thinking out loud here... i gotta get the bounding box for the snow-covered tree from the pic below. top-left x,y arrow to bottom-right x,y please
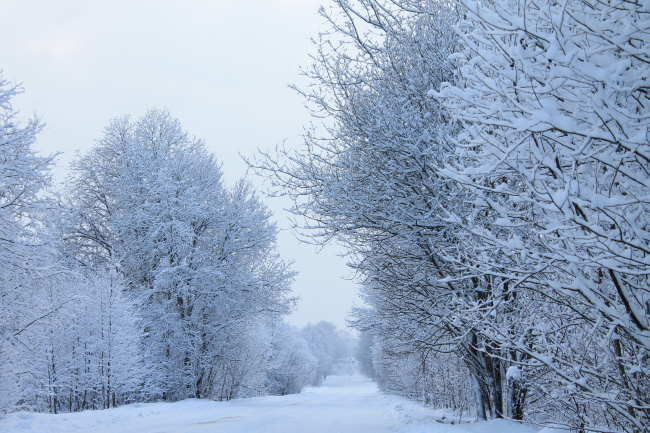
252,0 -> 527,419
437,0 -> 650,430
198,320 -> 272,401
266,323 -> 317,396
19,269 -> 144,413
0,75 -> 55,413
368,329 -> 473,413
301,321 -> 353,385
355,329 -> 375,379
63,108 -> 294,402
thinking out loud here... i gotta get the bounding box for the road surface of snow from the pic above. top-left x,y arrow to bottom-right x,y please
0,375 -> 540,433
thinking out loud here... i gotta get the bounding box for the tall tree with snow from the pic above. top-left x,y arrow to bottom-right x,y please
0,75 -> 55,412
437,0 -> 650,430
254,0 -> 528,419
63,109 -> 295,402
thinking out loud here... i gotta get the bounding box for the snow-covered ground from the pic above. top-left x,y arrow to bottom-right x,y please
0,375 -> 540,433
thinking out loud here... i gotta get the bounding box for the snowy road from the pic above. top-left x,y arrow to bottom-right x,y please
0,375 -> 539,433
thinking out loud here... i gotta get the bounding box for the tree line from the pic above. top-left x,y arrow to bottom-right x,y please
252,0 -> 650,431
0,79 -> 354,414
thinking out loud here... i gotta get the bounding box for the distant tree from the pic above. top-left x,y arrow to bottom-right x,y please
354,330 -> 375,380
266,323 -> 317,396
301,321 -> 353,385
301,322 -> 336,385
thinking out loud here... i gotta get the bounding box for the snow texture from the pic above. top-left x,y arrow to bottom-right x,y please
0,375 -> 539,433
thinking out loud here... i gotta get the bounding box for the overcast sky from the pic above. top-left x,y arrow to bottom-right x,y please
0,0 -> 360,330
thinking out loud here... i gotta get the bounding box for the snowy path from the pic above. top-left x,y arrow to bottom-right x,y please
0,375 -> 539,433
